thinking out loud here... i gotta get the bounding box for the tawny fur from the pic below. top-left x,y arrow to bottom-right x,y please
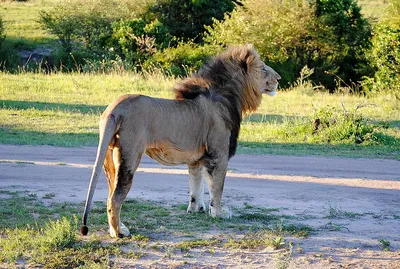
81,44 -> 281,238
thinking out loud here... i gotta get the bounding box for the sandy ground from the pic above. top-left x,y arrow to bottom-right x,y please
0,144 -> 399,268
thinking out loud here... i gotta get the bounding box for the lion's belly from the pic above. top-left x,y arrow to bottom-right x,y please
145,143 -> 205,166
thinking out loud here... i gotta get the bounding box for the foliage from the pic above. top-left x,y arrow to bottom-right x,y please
379,239 -> 391,251
0,16 -> 16,70
111,18 -> 172,65
368,0 -> 400,97
146,0 -> 236,42
146,42 -> 222,76
0,16 -> 4,50
205,0 -> 372,89
0,216 -> 77,263
39,0 -> 152,69
38,0 -> 235,70
205,0 -> 337,87
39,5 -> 79,53
37,216 -> 78,252
315,0 -> 373,89
310,104 -> 396,145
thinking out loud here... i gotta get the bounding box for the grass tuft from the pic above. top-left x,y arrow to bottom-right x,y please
378,239 -> 391,251
0,216 -> 77,263
38,216 -> 78,251
174,239 -> 220,253
325,205 -> 362,219
224,231 -> 287,250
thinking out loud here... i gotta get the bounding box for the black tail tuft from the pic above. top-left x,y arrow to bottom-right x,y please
80,225 -> 89,236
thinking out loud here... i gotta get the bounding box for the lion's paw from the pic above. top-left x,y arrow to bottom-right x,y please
187,201 -> 206,213
110,222 -> 131,238
119,222 -> 131,237
209,206 -> 232,219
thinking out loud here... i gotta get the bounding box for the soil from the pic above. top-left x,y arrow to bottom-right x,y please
0,144 -> 399,268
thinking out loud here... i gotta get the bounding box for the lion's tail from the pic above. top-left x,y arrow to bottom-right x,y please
81,113 -> 118,236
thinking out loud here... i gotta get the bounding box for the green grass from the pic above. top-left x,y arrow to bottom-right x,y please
379,239 -> 391,251
0,72 -> 399,158
0,0 -> 398,159
0,0 -> 59,48
325,205 -> 363,219
0,191 -> 312,268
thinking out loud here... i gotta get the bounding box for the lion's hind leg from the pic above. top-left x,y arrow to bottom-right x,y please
105,143 -> 142,238
187,164 -> 206,213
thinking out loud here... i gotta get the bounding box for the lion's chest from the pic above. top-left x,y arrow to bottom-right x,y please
145,142 -> 205,166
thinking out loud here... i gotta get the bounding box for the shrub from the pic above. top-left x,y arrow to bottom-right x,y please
311,105 -> 394,145
146,0 -> 236,42
0,16 -> 5,50
39,0 -> 152,69
111,18 -> 172,65
205,0 -> 372,90
368,0 -> 400,97
205,0 -> 335,87
40,6 -> 80,54
145,42 -> 222,76
315,0 -> 373,89
0,16 -> 19,71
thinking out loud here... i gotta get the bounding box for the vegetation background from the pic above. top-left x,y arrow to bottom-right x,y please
0,0 -> 399,159
0,1 -> 399,268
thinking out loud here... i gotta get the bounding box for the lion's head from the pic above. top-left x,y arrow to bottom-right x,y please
176,44 -> 280,115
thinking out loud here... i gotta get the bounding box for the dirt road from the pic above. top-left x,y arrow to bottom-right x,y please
0,144 -> 399,268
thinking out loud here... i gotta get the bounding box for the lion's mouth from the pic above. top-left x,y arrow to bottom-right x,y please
266,89 -> 277,96
265,82 -> 278,96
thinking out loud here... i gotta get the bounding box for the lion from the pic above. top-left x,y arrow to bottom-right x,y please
80,44 -> 281,238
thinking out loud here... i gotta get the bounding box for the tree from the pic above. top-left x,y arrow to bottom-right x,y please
0,16 -> 5,50
369,0 -> 400,96
205,0 -> 335,86
147,0 -> 237,42
315,0 -> 373,88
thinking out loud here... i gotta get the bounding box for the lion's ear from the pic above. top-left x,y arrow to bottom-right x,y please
240,59 -> 248,73
240,51 -> 252,73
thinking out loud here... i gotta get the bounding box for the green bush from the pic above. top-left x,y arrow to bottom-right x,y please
205,0 -> 336,87
38,0 -> 235,71
0,16 -> 5,50
145,42 -> 222,76
40,6 -> 81,54
368,0 -> 400,97
0,16 -> 19,71
111,18 -> 172,65
146,0 -> 236,42
38,216 -> 77,252
315,0 -> 373,89
205,0 -> 372,90
39,0 -> 152,69
311,106 -> 395,145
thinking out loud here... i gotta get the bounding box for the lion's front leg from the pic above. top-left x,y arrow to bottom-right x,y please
187,164 -> 206,213
205,157 -> 232,219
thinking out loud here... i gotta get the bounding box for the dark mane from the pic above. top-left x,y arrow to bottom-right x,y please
174,45 -> 263,158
